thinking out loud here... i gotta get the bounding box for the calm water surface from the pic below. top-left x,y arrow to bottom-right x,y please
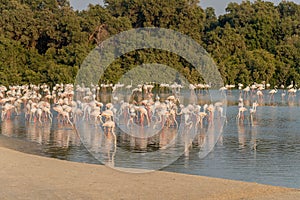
1,90 -> 300,188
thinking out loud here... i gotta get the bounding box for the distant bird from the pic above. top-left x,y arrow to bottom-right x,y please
103,120 -> 116,145
249,101 -> 258,126
238,97 -> 244,107
256,90 -> 264,101
236,106 -> 247,121
243,86 -> 250,97
219,86 -> 227,95
269,86 -> 278,101
238,83 -> 243,91
287,81 -> 294,90
125,80 -> 133,90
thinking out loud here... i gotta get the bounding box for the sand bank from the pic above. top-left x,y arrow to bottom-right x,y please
0,146 -> 300,200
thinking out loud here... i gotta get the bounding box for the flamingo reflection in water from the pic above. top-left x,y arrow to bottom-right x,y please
102,134 -> 117,168
237,122 -> 246,150
1,118 -> 14,137
26,122 -> 52,145
159,127 -> 177,150
250,126 -> 258,152
135,128 -> 148,152
91,127 -> 116,167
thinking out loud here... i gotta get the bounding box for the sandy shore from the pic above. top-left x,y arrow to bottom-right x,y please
0,146 -> 300,200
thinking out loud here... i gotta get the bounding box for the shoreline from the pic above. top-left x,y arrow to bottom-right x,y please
1,146 -> 300,199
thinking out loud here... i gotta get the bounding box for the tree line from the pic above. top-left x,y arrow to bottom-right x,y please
0,0 -> 299,87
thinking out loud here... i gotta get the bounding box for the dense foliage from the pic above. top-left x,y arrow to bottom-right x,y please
0,0 -> 299,86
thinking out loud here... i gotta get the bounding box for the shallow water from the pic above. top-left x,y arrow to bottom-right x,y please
165,105 -> 300,188
1,90 -> 300,188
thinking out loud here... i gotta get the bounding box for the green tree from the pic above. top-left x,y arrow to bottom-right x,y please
245,49 -> 276,84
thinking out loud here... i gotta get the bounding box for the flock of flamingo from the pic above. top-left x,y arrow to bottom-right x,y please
0,81 -> 299,146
